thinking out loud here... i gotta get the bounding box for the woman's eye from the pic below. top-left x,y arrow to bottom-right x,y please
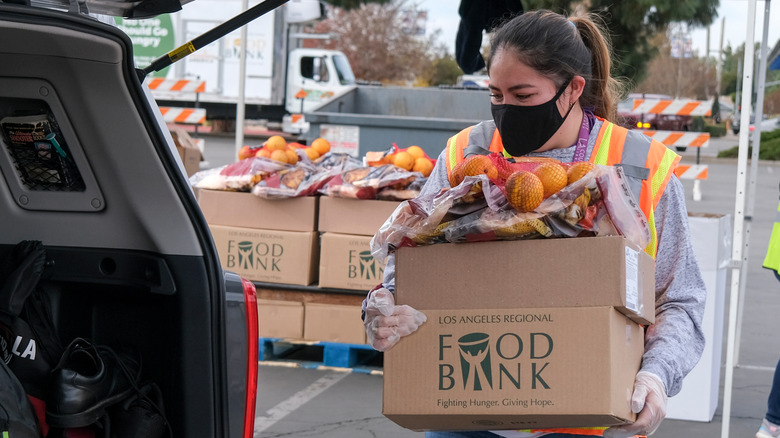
515,94 -> 531,100
489,93 -> 502,101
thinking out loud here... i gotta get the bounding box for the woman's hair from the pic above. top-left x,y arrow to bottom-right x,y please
487,10 -> 622,121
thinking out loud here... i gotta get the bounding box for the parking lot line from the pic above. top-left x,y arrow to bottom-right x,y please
254,371 -> 349,436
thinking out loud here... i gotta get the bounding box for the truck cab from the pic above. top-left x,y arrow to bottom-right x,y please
286,48 -> 356,114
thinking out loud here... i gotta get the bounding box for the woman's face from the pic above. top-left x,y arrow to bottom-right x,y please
488,48 -> 567,110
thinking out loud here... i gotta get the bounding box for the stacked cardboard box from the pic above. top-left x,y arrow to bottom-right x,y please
256,288 -> 367,344
383,236 -> 655,432
317,196 -> 400,291
199,189 -> 319,286
308,196 -> 401,344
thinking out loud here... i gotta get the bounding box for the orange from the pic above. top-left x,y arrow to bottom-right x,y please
412,157 -> 434,177
304,147 -> 320,161
270,149 -> 288,164
449,160 -> 467,187
311,138 -> 331,156
265,135 -> 287,151
238,145 -> 254,160
406,145 -> 425,159
567,161 -> 595,185
255,148 -> 271,159
463,155 -> 498,180
532,161 -> 567,198
285,149 -> 299,165
393,151 -> 415,171
505,170 -> 544,212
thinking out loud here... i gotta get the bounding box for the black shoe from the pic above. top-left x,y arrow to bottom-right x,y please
108,381 -> 170,438
46,338 -> 141,429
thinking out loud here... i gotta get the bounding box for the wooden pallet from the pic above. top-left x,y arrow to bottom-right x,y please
258,337 -> 381,373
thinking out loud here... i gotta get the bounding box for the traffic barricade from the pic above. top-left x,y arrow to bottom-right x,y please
633,98 -> 713,201
145,77 -> 207,160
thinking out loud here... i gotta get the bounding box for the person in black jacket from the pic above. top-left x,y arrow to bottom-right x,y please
455,0 -> 524,74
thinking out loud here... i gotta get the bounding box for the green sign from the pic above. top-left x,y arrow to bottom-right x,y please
115,15 -> 175,77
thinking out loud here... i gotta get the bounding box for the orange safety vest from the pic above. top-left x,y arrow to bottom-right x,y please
444,117 -> 680,259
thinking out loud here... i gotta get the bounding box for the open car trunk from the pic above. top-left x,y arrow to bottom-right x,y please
0,4 -> 250,437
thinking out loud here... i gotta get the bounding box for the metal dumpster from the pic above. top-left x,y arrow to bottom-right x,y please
303,85 -> 492,159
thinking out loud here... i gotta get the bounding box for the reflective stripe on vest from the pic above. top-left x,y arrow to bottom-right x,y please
591,119 -> 680,258
763,202 -> 780,272
445,119 -> 680,259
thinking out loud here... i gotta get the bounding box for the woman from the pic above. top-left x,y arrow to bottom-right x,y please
363,10 -> 706,438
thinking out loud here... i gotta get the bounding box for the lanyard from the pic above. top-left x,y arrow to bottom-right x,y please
572,110 -> 593,162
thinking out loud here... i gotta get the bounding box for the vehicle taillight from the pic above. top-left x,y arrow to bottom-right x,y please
241,278 -> 259,438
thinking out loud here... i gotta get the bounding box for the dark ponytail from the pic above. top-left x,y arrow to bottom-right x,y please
487,10 -> 623,121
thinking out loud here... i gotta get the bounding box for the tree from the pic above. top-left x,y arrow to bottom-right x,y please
634,31 -> 717,99
522,0 -> 719,86
419,54 -> 463,86
306,2 -> 439,83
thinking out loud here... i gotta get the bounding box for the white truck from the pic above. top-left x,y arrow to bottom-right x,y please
116,0 -> 356,130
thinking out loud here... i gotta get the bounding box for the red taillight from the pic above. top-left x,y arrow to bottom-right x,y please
241,278 -> 259,438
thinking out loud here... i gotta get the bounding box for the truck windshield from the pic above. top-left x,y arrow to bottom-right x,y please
333,54 -> 356,85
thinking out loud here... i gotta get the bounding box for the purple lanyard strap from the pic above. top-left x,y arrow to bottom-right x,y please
572,110 -> 593,162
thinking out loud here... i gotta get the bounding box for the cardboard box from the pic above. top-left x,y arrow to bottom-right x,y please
257,299 -> 304,339
303,303 -> 366,344
209,225 -> 318,285
383,306 -> 643,431
318,233 -> 385,291
170,126 -> 202,177
176,145 -> 201,177
318,196 -> 400,236
199,189 -> 318,232
395,236 -> 655,325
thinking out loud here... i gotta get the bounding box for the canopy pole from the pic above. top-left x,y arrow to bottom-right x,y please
721,1 -> 758,436
735,0 -> 772,365
235,0 -> 250,158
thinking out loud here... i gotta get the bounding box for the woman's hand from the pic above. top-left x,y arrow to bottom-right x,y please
363,288 -> 427,352
603,371 -> 668,437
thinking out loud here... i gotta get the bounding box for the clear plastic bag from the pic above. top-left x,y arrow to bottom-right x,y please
320,164 -> 423,199
370,161 -> 651,265
251,153 -> 363,199
188,157 -> 290,192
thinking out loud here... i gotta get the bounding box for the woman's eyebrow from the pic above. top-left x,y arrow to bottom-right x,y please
488,83 -> 536,92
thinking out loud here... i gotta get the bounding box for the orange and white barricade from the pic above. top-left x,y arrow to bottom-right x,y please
674,164 -> 709,180
633,98 -> 714,201
640,130 -> 710,149
159,107 -> 207,125
632,99 -> 713,116
145,78 -> 206,94
144,78 -> 207,127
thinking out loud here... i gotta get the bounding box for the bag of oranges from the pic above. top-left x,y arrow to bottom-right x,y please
370,153 -> 650,265
251,153 -> 362,199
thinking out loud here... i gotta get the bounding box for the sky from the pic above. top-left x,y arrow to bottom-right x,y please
419,0 -> 780,63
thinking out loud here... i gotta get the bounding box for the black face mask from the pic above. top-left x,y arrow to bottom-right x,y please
491,79 -> 575,157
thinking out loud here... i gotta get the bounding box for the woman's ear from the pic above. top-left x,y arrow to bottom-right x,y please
569,75 -> 586,103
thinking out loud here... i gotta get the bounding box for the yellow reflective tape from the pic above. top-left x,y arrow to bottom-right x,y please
447,135 -> 459,172
168,42 -> 196,63
593,122 -> 613,165
651,148 -> 678,201
645,208 -> 658,258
